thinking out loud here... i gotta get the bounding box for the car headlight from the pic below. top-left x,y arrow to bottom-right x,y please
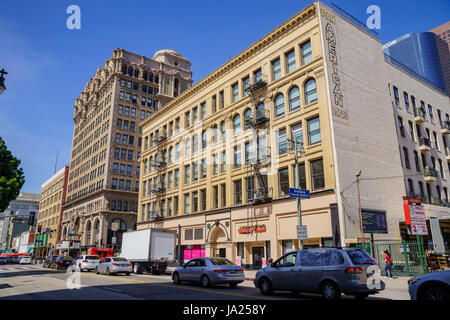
408,277 -> 421,285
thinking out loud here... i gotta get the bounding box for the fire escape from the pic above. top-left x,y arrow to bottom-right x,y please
150,130 -> 167,221
244,75 -> 273,205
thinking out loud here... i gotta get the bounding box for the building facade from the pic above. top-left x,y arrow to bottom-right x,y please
137,2 -> 436,267
0,192 -> 40,253
61,48 -> 192,254
35,166 -> 69,257
430,21 -> 450,96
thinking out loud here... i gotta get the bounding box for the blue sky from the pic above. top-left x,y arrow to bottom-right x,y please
0,0 -> 448,194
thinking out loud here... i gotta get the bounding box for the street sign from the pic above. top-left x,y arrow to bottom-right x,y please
111,222 -> 119,232
111,237 -> 117,244
290,188 -> 310,199
67,233 -> 75,237
403,198 -> 428,236
297,225 -> 308,240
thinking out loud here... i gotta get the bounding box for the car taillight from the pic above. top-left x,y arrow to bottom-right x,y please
128,263 -> 132,267
112,263 -> 118,266
236,269 -> 244,273
214,270 -> 229,273
345,267 -> 363,274
59,261 -> 63,263
83,260 -> 88,262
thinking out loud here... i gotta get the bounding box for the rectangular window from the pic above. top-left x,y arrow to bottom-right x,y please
311,158 -> 324,191
201,189 -> 206,211
272,58 -> 281,80
278,129 -> 287,154
168,171 -> 173,189
279,168 -> 290,197
221,183 -> 226,208
307,117 -> 321,145
174,169 -> 180,187
185,165 -> 190,184
221,151 -> 226,173
301,41 -> 312,64
201,102 -> 206,119
291,123 -> 303,145
234,180 -> 242,205
184,194 -> 190,214
192,191 -> 198,213
193,107 -> 198,124
234,145 -> 241,169
243,77 -> 250,96
403,147 -> 410,169
232,83 -> 239,102
193,162 -> 198,181
201,159 -> 207,179
286,49 -> 296,73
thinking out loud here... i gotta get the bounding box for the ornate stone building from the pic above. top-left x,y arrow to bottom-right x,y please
61,48 -> 192,253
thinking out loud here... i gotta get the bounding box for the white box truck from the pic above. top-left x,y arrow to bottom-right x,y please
120,228 -> 176,274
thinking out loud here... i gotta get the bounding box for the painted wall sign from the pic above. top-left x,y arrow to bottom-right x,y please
320,7 -> 348,121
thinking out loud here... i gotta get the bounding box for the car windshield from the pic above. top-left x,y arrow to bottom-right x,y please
210,258 -> 235,266
113,258 -> 128,262
86,256 -> 99,260
346,250 -> 376,264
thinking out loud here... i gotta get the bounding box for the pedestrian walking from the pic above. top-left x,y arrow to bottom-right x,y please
382,249 -> 393,279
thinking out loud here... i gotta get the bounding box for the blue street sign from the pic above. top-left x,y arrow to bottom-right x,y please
67,233 -> 75,237
289,188 -> 310,199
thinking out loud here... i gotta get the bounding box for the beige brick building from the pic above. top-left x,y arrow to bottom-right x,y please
35,166 -> 69,257
61,49 -> 192,253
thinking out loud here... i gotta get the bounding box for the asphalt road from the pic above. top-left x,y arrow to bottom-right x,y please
0,264 -> 408,300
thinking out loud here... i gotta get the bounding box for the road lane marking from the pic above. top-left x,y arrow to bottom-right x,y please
79,272 -> 280,301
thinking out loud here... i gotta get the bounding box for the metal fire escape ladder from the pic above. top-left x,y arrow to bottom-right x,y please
151,131 -> 167,221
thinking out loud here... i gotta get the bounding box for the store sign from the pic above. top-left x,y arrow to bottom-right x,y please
56,241 -> 69,250
403,197 -> 428,235
362,209 -> 388,234
236,256 -> 242,266
238,225 -> 266,234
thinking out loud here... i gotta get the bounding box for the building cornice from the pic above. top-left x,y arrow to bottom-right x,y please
140,4 -> 317,128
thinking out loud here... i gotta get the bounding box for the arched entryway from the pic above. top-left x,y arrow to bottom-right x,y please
209,227 -> 228,258
85,220 -> 92,246
107,218 -> 127,249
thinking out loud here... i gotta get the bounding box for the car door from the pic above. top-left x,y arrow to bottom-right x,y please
322,250 -> 347,286
191,259 -> 207,283
98,258 -> 107,274
266,252 -> 298,291
179,260 -> 197,281
293,249 -> 324,293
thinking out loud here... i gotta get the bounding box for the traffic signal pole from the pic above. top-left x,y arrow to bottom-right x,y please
294,140 -> 303,250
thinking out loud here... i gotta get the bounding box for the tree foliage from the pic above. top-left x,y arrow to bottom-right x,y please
0,137 -> 25,212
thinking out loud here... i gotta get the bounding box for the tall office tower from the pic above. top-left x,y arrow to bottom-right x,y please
430,21 -> 450,95
61,48 -> 192,253
383,33 -> 447,93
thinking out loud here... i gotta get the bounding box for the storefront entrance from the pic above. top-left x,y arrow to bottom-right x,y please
213,248 -> 226,258
252,247 -> 265,269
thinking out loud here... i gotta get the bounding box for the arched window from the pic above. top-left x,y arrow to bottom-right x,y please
149,156 -> 153,171
221,121 -> 226,140
185,137 -> 191,156
202,130 -> 207,149
193,134 -> 198,153
134,69 -> 139,78
169,147 -> 173,163
149,73 -> 154,83
143,71 -> 148,81
244,108 -> 252,130
127,66 -> 133,77
163,149 -> 168,164
212,125 -> 218,143
289,86 -> 300,111
144,158 -> 148,173
121,64 -> 127,75
305,78 -> 317,104
274,93 -> 285,117
233,115 -> 241,135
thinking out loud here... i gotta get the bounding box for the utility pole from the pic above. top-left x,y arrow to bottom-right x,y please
356,171 -> 364,243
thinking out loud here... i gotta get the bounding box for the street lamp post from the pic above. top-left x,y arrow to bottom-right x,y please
288,138 -> 305,250
356,171 -> 364,243
0,68 -> 8,95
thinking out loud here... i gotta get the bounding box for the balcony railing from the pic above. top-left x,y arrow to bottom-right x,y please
153,135 -> 167,145
424,167 -> 437,178
244,109 -> 270,128
441,121 -> 450,130
244,76 -> 268,95
415,108 -> 426,120
418,137 -> 431,148
151,187 -> 165,194
247,187 -> 273,204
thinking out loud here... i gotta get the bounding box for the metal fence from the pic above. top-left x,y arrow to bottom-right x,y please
352,241 -> 427,276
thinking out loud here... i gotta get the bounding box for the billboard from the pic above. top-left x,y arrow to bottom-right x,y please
403,197 -> 428,235
362,209 -> 388,234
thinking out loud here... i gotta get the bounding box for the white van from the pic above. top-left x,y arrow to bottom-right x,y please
19,256 -> 32,264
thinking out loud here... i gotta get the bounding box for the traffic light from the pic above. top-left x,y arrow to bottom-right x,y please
28,212 -> 36,226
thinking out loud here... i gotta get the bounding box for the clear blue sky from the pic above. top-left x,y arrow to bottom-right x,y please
0,0 -> 448,194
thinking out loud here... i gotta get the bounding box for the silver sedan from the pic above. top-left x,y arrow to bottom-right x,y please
95,257 -> 132,276
172,257 -> 245,288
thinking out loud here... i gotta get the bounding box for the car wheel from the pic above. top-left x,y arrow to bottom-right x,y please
321,282 -> 341,300
173,272 -> 181,284
259,277 -> 273,296
125,272 -> 130,276
353,293 -> 369,300
133,263 -> 142,274
201,275 -> 210,288
95,267 -> 99,274
229,282 -> 238,288
422,286 -> 450,301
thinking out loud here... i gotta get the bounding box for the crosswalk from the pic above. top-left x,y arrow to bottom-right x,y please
0,265 -> 43,272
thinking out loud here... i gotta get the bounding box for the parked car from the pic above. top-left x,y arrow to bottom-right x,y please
51,256 -> 73,270
19,256 -> 31,264
408,270 -> 450,301
6,256 -> 15,264
0,257 -> 6,264
95,257 -> 132,276
74,255 -> 100,272
43,255 -> 58,268
254,248 -> 385,300
173,257 -> 245,288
